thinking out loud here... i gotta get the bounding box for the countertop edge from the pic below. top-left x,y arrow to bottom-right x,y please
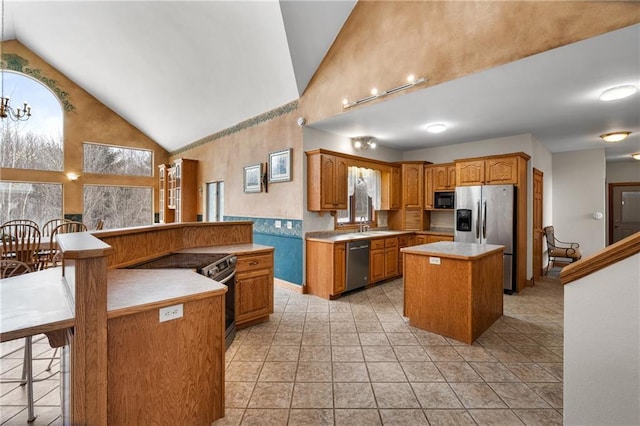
401,242 -> 504,260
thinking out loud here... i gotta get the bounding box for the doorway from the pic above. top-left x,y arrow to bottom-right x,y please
532,169 -> 544,282
206,181 -> 224,222
609,183 -> 640,244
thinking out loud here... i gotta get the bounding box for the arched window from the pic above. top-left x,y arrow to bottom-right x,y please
1,71 -> 63,171
1,72 -> 64,227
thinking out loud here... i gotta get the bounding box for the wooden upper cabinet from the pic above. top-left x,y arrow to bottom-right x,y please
485,156 -> 519,184
401,163 -> 424,208
424,166 -> 434,209
381,166 -> 401,210
433,163 -> 456,191
456,160 -> 485,186
455,153 -> 528,186
307,152 -> 348,211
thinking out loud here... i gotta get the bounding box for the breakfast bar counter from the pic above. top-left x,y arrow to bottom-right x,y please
401,242 -> 504,344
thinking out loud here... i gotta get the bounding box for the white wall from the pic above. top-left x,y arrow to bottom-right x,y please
531,136 -> 553,267
564,253 -> 640,425
552,149 -> 606,257
606,161 -> 640,183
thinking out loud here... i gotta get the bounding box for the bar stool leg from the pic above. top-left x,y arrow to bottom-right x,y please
24,336 -> 36,423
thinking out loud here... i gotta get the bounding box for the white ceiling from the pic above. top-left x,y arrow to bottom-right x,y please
3,0 -> 355,152
311,24 -> 640,162
3,2 -> 639,162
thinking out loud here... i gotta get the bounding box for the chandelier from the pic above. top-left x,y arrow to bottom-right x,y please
1,0 -> 32,122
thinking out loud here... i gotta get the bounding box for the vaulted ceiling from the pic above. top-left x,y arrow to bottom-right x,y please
3,0 -> 356,152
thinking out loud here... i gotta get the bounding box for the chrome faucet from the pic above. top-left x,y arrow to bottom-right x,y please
359,216 -> 370,233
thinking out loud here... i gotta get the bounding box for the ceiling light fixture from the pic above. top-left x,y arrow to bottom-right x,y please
0,0 -> 32,122
343,75 -> 427,110
600,131 -> 631,143
599,85 -> 638,102
352,136 -> 376,151
425,123 -> 447,134
631,152 -> 640,161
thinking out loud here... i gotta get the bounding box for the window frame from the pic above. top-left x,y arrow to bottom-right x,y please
83,141 -> 154,177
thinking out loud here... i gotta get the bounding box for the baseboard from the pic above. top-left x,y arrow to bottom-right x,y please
274,278 -> 305,294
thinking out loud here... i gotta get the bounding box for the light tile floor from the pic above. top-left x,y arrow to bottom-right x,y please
0,273 -> 564,425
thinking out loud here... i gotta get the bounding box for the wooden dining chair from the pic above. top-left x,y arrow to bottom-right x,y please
1,219 -> 39,229
45,221 -> 88,268
41,218 -> 69,238
0,223 -> 41,271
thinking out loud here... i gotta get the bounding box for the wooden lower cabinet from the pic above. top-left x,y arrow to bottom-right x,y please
414,234 -> 454,245
305,240 -> 346,299
370,237 -> 400,284
235,251 -> 274,326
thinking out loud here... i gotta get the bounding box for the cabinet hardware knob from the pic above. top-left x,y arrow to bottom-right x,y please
249,261 -> 259,265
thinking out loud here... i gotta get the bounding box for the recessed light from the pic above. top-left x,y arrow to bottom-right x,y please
599,85 -> 638,101
600,131 -> 631,143
632,152 -> 640,160
426,123 -> 447,134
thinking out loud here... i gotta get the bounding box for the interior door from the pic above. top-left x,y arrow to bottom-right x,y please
610,184 -> 640,243
533,169 -> 543,280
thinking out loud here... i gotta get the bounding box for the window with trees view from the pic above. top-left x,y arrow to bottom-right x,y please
84,185 -> 152,229
0,182 -> 62,228
83,142 -> 152,176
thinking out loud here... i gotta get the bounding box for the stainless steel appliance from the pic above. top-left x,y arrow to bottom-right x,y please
346,240 -> 370,291
454,185 -> 517,293
434,191 -> 455,209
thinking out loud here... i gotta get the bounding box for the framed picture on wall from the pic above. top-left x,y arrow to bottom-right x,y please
268,148 -> 292,183
243,163 -> 263,193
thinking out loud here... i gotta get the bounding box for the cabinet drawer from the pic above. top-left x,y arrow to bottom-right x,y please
370,239 -> 385,250
236,254 -> 273,273
384,237 -> 398,248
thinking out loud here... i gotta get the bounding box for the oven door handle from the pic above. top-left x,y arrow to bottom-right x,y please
216,270 -> 236,284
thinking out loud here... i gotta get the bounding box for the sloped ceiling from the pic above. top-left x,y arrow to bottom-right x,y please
3,0 -> 355,153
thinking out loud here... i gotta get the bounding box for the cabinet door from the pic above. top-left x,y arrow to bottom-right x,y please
236,269 -> 273,324
370,249 -> 385,283
385,247 -> 398,278
447,165 -> 457,188
456,160 -> 485,186
333,243 -> 346,294
424,166 -> 434,209
402,164 -> 423,208
320,155 -> 348,210
390,167 -> 401,209
433,165 -> 450,191
415,235 -> 427,245
485,156 -> 518,184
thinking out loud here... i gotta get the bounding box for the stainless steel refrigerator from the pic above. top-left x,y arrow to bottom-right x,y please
454,185 -> 517,293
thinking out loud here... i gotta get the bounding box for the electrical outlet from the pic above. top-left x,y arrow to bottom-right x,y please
275,220 -> 282,228
286,221 -> 292,229
159,304 -> 183,322
429,257 -> 441,265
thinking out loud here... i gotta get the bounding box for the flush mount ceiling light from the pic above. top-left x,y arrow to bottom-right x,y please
425,123 -> 447,134
631,152 -> 640,160
599,85 -> 638,101
600,131 -> 631,143
352,136 -> 376,150
342,74 -> 427,109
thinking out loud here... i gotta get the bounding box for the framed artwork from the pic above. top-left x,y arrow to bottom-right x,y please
243,163 -> 262,193
268,148 -> 292,183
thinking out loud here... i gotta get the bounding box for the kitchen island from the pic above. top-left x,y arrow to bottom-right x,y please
402,241 -> 504,344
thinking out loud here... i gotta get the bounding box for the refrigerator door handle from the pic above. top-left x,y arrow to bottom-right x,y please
475,201 -> 481,239
482,199 -> 487,239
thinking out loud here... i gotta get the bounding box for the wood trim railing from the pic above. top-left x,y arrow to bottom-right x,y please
561,231 -> 640,285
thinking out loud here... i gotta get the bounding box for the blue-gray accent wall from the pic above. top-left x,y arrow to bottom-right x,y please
224,216 -> 303,285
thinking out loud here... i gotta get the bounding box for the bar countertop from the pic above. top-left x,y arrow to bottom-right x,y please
401,241 -> 504,260
0,268 -> 75,343
177,243 -> 274,255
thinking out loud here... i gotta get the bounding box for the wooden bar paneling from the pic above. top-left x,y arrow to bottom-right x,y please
107,296 -> 225,425
93,222 -> 253,268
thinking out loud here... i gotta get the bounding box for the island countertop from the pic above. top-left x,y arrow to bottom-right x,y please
401,241 -> 504,260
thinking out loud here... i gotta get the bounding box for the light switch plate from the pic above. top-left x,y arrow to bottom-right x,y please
275,220 -> 282,228
159,304 -> 183,322
429,257 -> 441,265
286,221 -> 292,229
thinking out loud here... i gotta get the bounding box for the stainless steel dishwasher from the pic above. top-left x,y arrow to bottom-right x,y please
346,240 -> 370,291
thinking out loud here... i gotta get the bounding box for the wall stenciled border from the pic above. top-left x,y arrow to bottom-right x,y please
1,53 -> 76,113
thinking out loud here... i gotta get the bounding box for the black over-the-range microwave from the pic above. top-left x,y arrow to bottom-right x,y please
434,191 -> 455,209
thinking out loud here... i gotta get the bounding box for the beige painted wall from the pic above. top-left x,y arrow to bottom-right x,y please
0,40 -> 170,216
